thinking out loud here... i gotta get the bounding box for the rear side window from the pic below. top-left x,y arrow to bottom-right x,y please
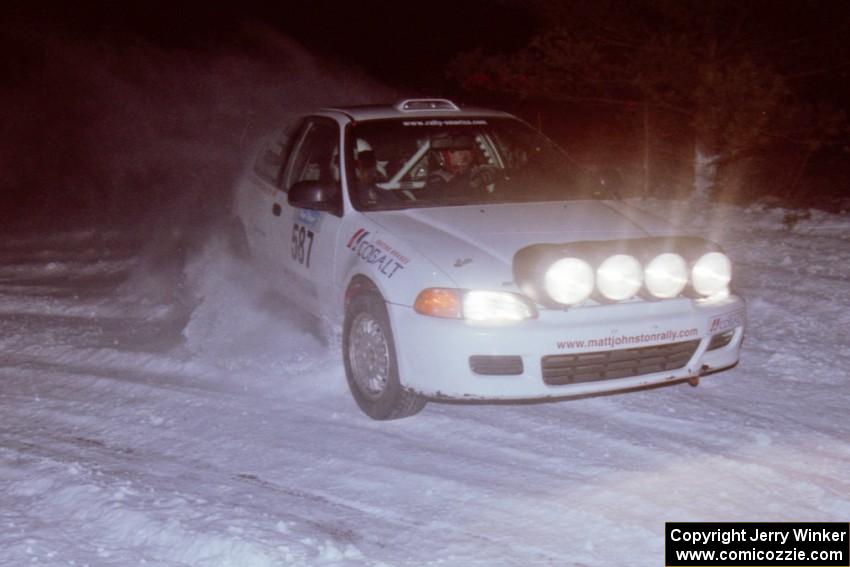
252,119 -> 304,187
253,134 -> 288,185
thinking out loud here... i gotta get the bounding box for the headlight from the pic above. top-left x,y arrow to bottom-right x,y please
463,290 -> 536,322
414,288 -> 536,322
645,253 -> 688,298
692,251 -> 731,298
544,257 -> 594,305
596,254 -> 643,301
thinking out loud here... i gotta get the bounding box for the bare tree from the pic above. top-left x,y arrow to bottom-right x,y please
450,0 -> 849,200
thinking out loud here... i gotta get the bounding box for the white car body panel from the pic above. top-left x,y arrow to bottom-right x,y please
389,297 -> 744,399
233,101 -> 745,403
366,200 -> 678,293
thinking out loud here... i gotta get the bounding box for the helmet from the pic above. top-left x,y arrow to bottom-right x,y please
441,148 -> 473,173
354,138 -> 376,167
355,138 -> 373,155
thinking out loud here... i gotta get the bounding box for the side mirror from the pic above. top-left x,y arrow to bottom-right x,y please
287,180 -> 339,212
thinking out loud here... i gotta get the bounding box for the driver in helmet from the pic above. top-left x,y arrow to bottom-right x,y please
429,133 -> 494,193
353,138 -> 390,205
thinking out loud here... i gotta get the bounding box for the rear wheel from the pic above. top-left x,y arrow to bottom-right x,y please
343,293 -> 426,420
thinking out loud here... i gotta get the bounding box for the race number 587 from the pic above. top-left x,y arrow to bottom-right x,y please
291,223 -> 315,268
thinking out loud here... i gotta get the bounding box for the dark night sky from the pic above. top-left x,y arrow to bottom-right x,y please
7,1 -> 849,126
6,1 -> 536,89
7,0 -> 850,116
1,1 -> 541,228
2,1 -> 849,227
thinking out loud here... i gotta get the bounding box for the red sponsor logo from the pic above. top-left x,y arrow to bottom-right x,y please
346,229 -> 408,279
709,308 -> 746,334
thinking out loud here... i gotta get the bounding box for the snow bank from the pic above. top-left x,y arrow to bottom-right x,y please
2,191 -> 849,565
179,235 -> 346,401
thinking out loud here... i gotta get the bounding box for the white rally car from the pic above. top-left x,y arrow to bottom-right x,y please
232,99 -> 745,420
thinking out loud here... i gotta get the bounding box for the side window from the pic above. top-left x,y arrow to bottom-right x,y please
253,123 -> 298,186
284,119 -> 340,192
253,135 -> 287,185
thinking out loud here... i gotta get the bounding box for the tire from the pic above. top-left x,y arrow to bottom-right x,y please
343,293 -> 426,420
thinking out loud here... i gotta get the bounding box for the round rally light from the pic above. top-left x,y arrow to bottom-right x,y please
596,254 -> 643,301
645,253 -> 688,299
692,251 -> 732,298
544,257 -> 595,305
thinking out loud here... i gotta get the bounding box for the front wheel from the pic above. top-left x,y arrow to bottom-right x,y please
343,293 -> 426,420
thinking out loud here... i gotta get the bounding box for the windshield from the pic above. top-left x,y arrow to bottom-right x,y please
347,117 -> 608,211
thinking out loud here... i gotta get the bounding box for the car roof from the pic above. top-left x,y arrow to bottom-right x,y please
319,98 -> 515,122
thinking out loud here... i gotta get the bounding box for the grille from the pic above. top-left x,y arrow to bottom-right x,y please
542,339 -> 700,385
469,355 -> 524,376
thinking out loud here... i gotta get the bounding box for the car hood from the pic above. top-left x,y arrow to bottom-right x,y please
367,200 -> 679,289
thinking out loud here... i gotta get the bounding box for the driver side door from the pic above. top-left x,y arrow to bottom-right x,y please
269,117 -> 344,315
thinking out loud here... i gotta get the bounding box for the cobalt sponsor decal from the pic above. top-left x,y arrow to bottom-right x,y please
709,308 -> 746,334
347,229 -> 410,279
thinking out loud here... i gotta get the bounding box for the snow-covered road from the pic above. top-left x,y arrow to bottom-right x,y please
2,201 -> 849,566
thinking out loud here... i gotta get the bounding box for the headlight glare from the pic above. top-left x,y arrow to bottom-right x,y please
544,257 -> 594,305
692,251 -> 731,298
463,291 -> 535,322
597,254 -> 643,301
415,288 -> 535,321
645,253 -> 688,298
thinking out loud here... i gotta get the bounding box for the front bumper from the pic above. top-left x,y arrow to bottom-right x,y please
388,295 -> 745,399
